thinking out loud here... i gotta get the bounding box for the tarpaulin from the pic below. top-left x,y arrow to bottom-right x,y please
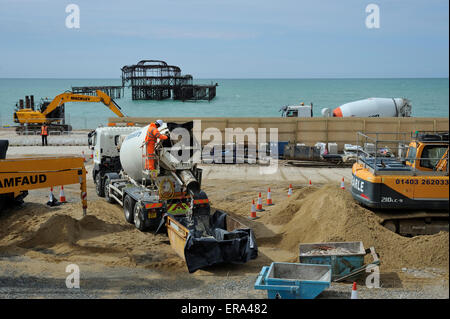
182,209 -> 258,273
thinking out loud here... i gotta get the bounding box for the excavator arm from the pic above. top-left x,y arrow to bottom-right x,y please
94,90 -> 125,118
41,90 -> 125,118
435,148 -> 449,172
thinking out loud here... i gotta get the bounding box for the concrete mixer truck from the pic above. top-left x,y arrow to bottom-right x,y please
89,122 -> 209,231
281,98 -> 412,118
89,122 -> 258,273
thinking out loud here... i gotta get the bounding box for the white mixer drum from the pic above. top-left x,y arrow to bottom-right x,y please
120,125 -> 150,181
332,98 -> 409,117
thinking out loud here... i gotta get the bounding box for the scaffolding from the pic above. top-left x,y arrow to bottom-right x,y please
121,60 -> 217,101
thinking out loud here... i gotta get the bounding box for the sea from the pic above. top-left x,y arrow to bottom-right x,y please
0,78 -> 448,129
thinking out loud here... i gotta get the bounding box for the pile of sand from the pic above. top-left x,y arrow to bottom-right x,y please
259,185 -> 449,271
0,201 -> 184,271
18,214 -> 126,249
204,180 -> 448,271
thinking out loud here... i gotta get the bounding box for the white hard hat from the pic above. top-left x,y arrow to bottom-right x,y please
155,119 -> 164,127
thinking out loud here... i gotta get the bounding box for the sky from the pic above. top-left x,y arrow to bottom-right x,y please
0,0 -> 448,78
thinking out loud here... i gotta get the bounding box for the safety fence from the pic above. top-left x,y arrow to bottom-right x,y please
7,132 -> 88,146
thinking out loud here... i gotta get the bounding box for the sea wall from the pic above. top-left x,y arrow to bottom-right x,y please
109,117 -> 449,151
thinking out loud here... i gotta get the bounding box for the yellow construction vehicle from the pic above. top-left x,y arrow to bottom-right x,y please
0,140 -> 87,215
13,90 -> 125,134
351,131 -> 448,236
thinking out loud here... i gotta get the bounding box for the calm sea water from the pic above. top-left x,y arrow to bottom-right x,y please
0,78 -> 448,129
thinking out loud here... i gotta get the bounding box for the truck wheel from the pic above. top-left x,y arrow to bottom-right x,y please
123,195 -> 135,224
104,176 -> 115,204
146,212 -> 161,231
133,202 -> 147,231
95,173 -> 105,197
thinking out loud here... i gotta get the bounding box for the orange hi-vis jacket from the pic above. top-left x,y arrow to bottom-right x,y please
41,125 -> 48,136
144,123 -> 168,170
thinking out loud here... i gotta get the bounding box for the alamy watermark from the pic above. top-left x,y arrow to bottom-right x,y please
65,4 -> 80,29
166,120 -> 279,175
65,4 -> 379,30
65,263 -> 80,288
365,264 -> 380,288
365,4 -> 380,29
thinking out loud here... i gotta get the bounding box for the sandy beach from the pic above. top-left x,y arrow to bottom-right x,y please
0,139 -> 448,298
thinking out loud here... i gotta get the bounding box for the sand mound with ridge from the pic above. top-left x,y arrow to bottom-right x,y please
205,181 -> 448,271
18,214 -> 127,248
261,185 -> 449,271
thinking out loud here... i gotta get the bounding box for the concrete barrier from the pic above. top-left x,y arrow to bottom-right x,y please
8,135 -> 88,146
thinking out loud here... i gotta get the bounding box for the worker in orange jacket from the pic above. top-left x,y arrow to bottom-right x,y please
142,119 -> 168,170
41,124 -> 48,146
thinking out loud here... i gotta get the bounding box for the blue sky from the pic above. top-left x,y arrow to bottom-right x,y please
0,0 -> 448,78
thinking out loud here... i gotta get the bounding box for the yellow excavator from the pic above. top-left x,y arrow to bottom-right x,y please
13,90 -> 125,134
351,131 -> 449,236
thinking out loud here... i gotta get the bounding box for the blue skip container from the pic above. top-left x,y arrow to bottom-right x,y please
254,262 -> 331,299
299,241 -> 366,281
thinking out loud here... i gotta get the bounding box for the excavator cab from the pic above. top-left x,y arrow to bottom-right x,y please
405,132 -> 449,172
351,131 -> 449,235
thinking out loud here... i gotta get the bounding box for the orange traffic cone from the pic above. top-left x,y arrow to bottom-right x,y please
249,200 -> 258,219
340,177 -> 345,190
309,179 -> 312,186
256,192 -> 264,212
59,186 -> 66,203
288,184 -> 293,197
351,282 -> 358,299
266,188 -> 274,206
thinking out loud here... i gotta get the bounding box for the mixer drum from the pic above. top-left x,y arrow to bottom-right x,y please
120,125 -> 149,181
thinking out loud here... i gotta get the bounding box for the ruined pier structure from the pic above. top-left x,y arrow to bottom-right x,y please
121,60 -> 217,101
72,86 -> 124,99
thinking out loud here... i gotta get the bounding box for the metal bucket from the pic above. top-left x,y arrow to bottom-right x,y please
299,241 -> 366,280
254,262 -> 331,299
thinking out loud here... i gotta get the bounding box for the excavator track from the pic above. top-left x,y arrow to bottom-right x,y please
375,210 -> 449,237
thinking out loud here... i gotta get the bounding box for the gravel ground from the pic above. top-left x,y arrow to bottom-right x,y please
0,256 -> 447,299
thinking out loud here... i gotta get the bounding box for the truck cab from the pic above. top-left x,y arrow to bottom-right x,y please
88,126 -> 141,196
280,103 -> 313,118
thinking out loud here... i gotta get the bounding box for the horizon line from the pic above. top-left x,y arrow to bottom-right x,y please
0,76 -> 448,80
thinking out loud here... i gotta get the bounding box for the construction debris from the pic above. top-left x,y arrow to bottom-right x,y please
300,247 -> 357,256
